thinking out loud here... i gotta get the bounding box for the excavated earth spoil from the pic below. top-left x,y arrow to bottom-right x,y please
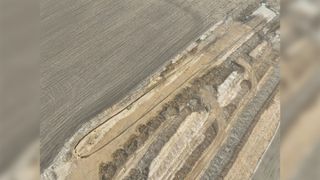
43,4 -> 280,180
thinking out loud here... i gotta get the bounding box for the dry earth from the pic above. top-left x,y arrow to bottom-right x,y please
42,4 -> 280,180
40,0 -> 261,170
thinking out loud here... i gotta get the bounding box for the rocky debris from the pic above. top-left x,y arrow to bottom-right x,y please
241,80 -> 252,90
173,122 -> 218,180
201,66 -> 279,179
123,135 -> 138,156
202,64 -> 234,86
223,104 -> 237,120
100,47 -> 252,180
112,149 -> 128,168
123,167 -> 149,180
99,5 -> 279,179
100,48 -> 275,180
131,113 -> 196,179
100,162 -> 117,180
